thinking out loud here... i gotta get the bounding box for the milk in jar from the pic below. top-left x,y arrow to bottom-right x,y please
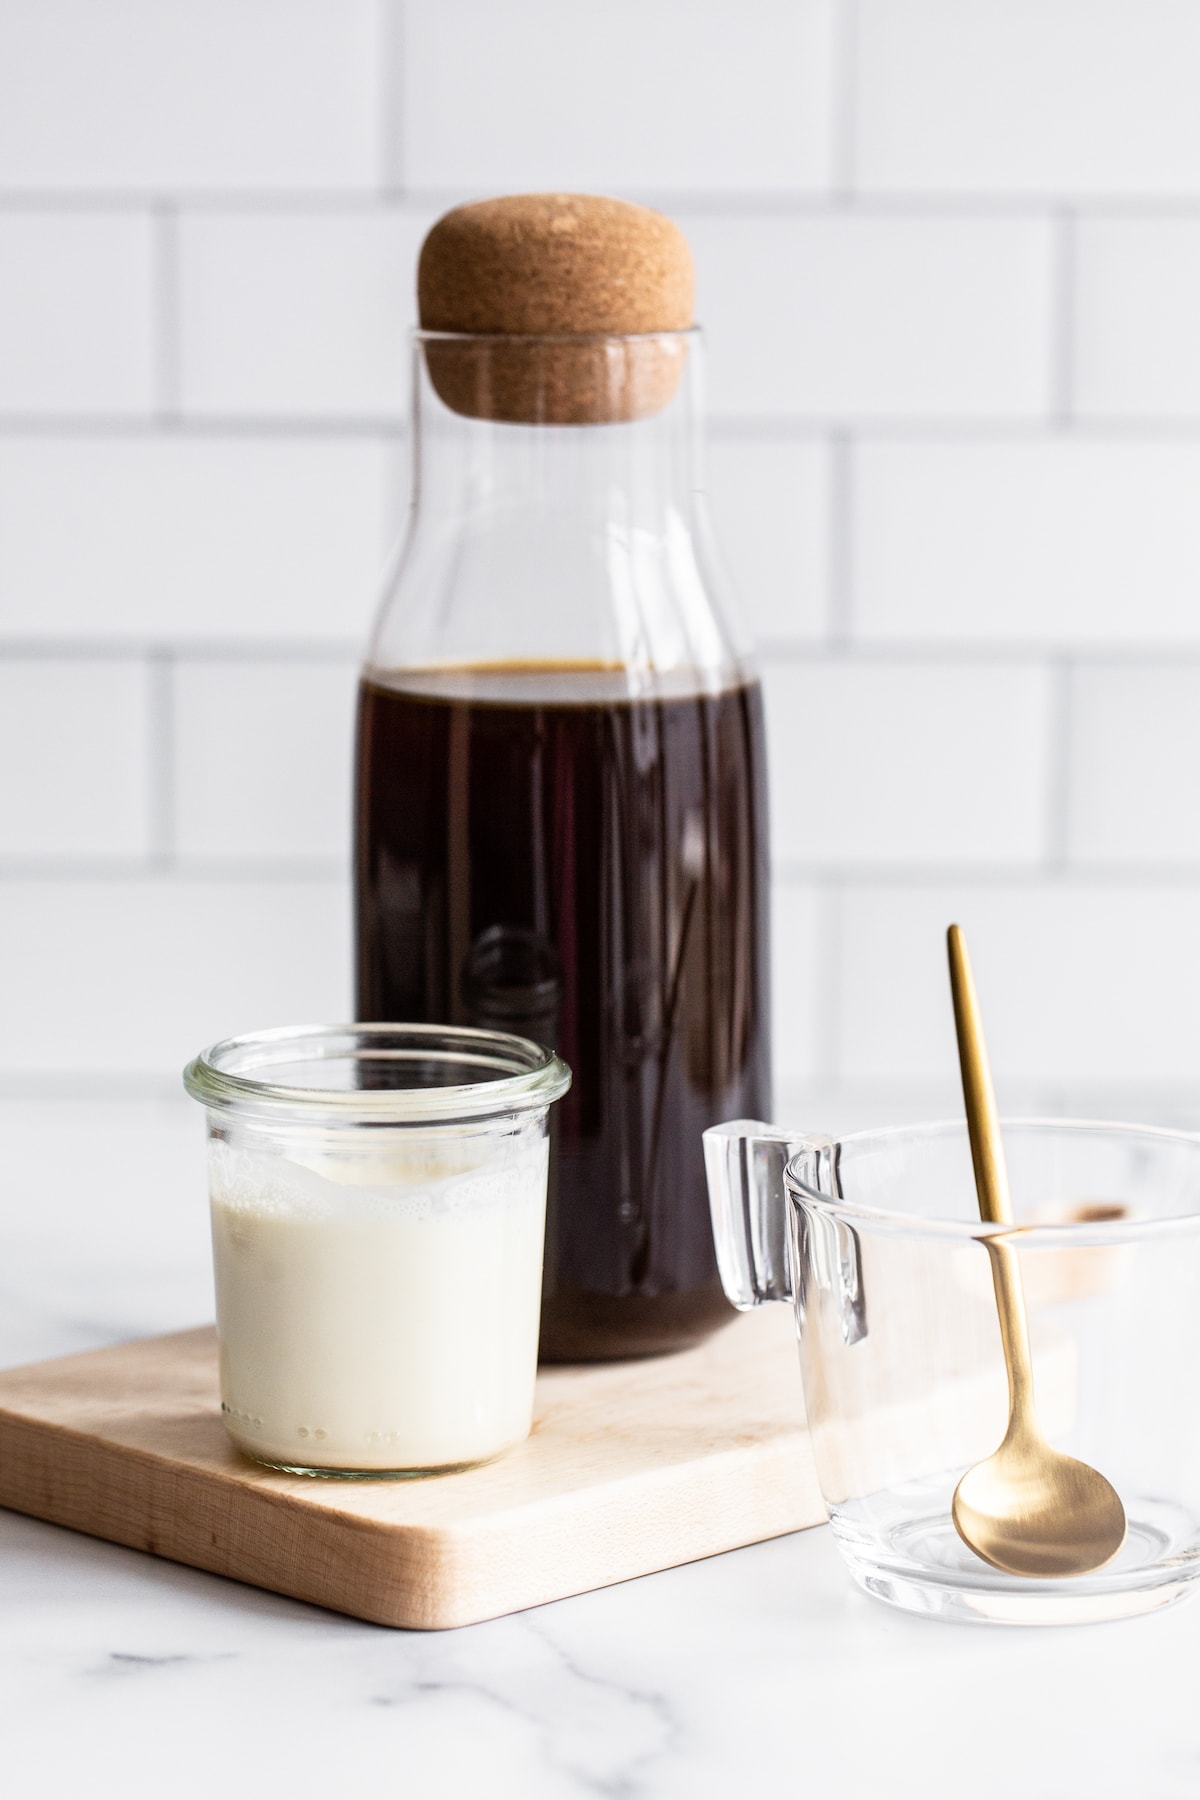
210,1134 -> 549,1472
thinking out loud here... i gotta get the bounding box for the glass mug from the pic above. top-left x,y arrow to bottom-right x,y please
705,1117 -> 1200,1625
184,1024 -> 570,1477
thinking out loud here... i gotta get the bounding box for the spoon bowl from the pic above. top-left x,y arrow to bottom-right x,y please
952,1424 -> 1127,1578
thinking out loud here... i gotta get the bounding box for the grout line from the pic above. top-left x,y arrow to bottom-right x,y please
379,435 -> 409,549
167,641 -> 364,665
11,639 -> 1200,670
0,414 -> 408,439
172,854 -> 352,880
8,412 -> 1200,441
830,0 -> 860,203
0,1075 -> 192,1103
814,877 -> 844,1085
1044,655 -> 1074,872
648,415 -> 1200,441
378,0 -> 405,195
7,1072 -> 1196,1112
11,189 -> 1200,216
0,192 -> 396,213
151,200 -> 181,424
363,190 -> 1200,219
0,639 -> 363,662
4,859 -> 1200,900
760,642 -> 1060,668
1050,208 -> 1077,426
145,648 -> 175,866
14,638 -> 1200,669
831,0 -> 859,204
0,856 -> 349,883
774,1079 -> 1200,1129
826,432 -> 854,647
758,638 -> 1062,665
761,640 -> 1200,666
773,862 -> 1200,887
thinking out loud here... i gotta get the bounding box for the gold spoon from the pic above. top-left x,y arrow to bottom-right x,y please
946,924 -> 1126,1578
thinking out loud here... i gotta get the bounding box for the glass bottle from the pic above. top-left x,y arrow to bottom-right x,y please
354,323 -> 771,1359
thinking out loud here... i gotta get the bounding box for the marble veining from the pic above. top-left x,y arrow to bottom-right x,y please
3,1099 -> 1200,1797
360,1613 -> 680,1797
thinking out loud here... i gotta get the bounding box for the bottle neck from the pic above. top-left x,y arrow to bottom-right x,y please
367,331 -> 753,690
412,333 -> 701,531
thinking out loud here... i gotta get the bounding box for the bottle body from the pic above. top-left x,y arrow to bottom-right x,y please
355,333 -> 771,1359
356,662 -> 769,1357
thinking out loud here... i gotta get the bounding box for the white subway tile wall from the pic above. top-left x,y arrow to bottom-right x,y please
853,440 -> 1200,646
173,659 -> 359,860
762,660 -> 1053,866
0,879 -> 351,1076
2,0 -> 1200,1127
838,882 -> 1200,1087
854,1 -> 1200,197
0,437 -> 396,642
0,0 -> 383,192
685,213 -> 1056,421
397,0 -> 838,195
1073,218 -> 1200,419
1067,665 -> 1200,866
771,880 -> 823,1088
0,660 -> 151,857
0,214 -> 155,414
705,438 -> 831,644
177,212 -> 433,419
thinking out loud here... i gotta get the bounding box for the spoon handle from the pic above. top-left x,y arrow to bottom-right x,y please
947,924 -> 1036,1417
947,924 -> 1013,1227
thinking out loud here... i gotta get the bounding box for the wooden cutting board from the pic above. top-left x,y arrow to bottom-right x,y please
0,1308 -> 821,1630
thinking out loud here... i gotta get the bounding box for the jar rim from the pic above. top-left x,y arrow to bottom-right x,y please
183,1023 -> 571,1125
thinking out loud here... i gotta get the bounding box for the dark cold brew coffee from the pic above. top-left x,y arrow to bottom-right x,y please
355,663 -> 770,1360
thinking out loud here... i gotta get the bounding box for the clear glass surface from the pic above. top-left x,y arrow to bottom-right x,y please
366,329 -> 754,688
184,1025 -> 570,1477
708,1117 -> 1200,1624
356,331 -> 771,1361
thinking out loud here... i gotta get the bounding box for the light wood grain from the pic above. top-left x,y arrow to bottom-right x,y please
0,1309 -> 821,1630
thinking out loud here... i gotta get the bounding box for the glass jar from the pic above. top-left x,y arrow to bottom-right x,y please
184,1024 -> 570,1476
355,329 -> 771,1361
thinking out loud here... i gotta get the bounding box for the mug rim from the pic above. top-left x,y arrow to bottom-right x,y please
783,1115 -> 1200,1245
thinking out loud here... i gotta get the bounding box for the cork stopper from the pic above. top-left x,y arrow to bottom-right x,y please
417,194 -> 695,425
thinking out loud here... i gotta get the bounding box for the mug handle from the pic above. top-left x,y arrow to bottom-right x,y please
703,1120 -> 834,1308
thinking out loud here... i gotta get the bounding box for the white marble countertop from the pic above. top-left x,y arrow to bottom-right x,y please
3,1097 -> 1199,1798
